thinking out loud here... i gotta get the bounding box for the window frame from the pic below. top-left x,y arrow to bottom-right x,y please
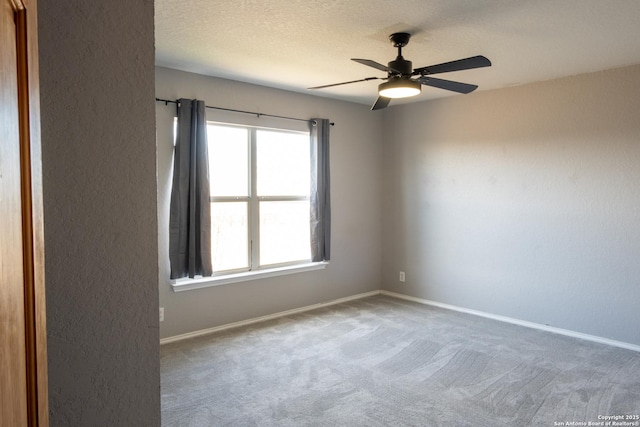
170,116 -> 329,292
208,121 -> 313,273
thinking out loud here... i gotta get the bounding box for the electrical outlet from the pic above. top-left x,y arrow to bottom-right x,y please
399,271 -> 406,282
159,307 -> 164,322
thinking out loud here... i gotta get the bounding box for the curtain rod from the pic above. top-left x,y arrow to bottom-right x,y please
155,98 -> 334,126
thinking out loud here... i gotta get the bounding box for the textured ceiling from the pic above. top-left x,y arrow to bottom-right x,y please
155,0 -> 640,107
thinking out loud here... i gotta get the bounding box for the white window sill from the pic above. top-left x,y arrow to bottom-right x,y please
171,261 -> 329,292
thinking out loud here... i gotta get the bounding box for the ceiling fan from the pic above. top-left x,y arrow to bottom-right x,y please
308,32 -> 491,110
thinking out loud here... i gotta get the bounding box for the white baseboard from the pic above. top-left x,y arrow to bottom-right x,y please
161,289 -> 640,352
160,290 -> 381,345
380,290 -> 640,353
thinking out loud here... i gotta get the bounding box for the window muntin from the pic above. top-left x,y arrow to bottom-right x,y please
208,123 -> 311,274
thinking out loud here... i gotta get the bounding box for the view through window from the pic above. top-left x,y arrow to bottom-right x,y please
208,123 -> 311,273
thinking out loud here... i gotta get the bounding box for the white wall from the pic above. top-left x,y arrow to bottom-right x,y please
156,67 -> 383,339
381,64 -> 640,346
38,0 -> 160,424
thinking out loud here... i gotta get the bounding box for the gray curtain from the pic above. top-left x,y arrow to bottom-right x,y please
310,118 -> 331,262
169,99 -> 213,279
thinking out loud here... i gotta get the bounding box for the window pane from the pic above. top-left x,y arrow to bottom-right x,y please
211,202 -> 248,271
259,201 -> 311,266
208,125 -> 248,197
256,130 -> 309,197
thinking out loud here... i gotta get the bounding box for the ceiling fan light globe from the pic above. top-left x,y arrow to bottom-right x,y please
379,86 -> 421,98
378,79 -> 421,98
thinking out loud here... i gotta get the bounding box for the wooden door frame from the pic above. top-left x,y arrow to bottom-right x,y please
11,0 -> 48,425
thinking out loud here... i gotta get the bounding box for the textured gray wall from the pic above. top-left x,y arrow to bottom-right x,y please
38,1 -> 160,425
156,67 -> 383,339
381,65 -> 640,346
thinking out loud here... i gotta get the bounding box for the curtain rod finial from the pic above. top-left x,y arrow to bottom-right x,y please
311,120 -> 335,126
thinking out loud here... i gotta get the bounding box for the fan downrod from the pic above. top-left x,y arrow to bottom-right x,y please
388,32 -> 412,75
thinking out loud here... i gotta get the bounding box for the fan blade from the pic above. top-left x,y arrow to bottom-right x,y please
418,76 -> 478,94
371,96 -> 391,110
352,58 -> 392,73
413,55 -> 491,76
308,77 -> 380,90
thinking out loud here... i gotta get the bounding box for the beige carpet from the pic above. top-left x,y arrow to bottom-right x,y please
161,295 -> 640,426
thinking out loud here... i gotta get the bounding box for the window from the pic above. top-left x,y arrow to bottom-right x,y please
208,123 -> 312,274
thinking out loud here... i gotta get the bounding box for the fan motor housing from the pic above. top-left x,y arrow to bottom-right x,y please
388,58 -> 412,75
